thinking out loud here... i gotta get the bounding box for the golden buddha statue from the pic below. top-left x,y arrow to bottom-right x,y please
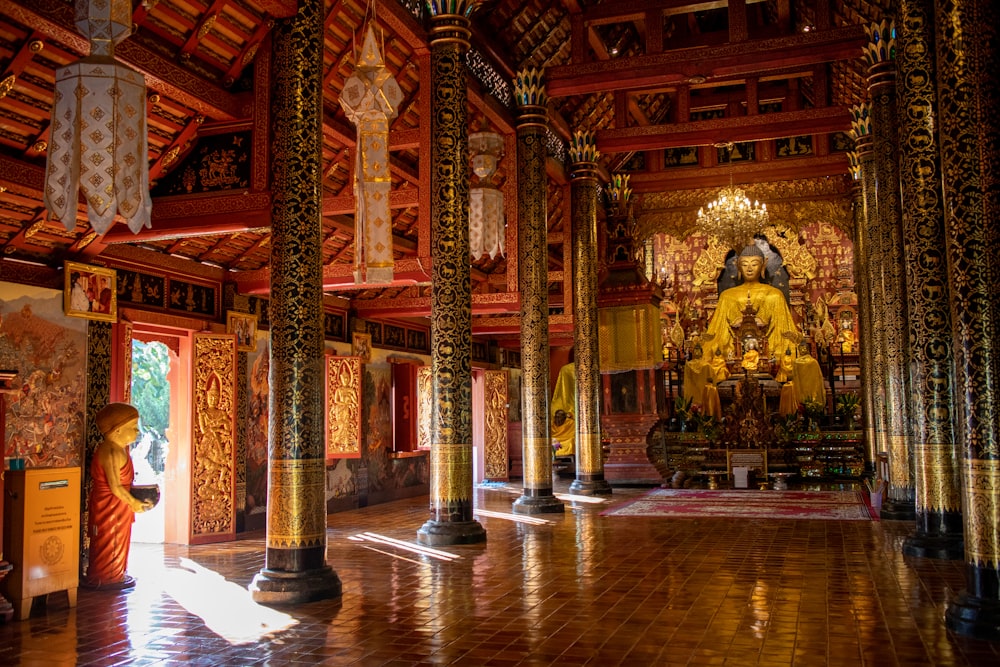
704,244 -> 801,364
741,337 -> 761,372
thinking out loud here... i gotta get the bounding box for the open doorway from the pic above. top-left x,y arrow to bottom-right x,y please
130,339 -> 171,543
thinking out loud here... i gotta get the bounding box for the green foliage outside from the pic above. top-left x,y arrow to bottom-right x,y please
131,340 -> 170,441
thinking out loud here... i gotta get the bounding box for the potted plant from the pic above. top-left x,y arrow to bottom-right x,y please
836,391 -> 862,431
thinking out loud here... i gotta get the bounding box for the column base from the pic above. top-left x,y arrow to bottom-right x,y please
946,591 -> 1000,641
902,533 -> 964,560
568,479 -> 613,496
879,499 -> 916,521
417,520 -> 486,546
249,566 -> 342,605
513,494 -> 565,514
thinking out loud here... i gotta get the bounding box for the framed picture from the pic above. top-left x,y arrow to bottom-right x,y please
226,311 -> 258,352
64,261 -> 117,322
352,332 -> 371,363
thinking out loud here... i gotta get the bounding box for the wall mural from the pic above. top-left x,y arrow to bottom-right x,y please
0,283 -> 87,468
245,335 -> 270,525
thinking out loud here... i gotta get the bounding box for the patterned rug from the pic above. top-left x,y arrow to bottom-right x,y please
602,489 -> 878,521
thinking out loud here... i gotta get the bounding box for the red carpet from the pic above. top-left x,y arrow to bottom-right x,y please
602,489 -> 878,521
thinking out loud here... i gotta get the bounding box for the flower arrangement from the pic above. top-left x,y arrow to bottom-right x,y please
864,476 -> 886,495
836,391 -> 862,429
801,398 -> 826,432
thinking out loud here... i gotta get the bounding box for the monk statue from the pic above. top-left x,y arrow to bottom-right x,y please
551,361 -> 576,456
682,344 -> 710,404
703,244 -> 801,363
775,347 -> 795,384
792,342 -> 826,406
709,348 -> 729,384
84,402 -> 154,590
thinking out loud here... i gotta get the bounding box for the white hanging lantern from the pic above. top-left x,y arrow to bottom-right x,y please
468,131 -> 505,261
44,0 -> 152,236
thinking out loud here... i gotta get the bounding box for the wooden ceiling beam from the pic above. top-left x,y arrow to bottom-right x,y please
323,187 -> 418,216
546,24 -> 866,97
597,106 -> 850,152
581,0 -> 768,26
2,0 -> 244,120
627,153 -> 850,192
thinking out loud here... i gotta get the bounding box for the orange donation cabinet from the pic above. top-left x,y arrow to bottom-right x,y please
2,466 -> 80,620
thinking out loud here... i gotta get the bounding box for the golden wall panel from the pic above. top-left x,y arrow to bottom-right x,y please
191,333 -> 237,539
325,356 -> 362,459
483,370 -> 509,481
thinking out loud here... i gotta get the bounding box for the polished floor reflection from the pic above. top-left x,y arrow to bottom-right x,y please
1,482 -> 998,666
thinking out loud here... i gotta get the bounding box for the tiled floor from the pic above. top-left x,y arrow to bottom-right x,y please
1,481 -> 998,666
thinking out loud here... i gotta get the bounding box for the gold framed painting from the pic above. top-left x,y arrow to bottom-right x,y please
352,332 -> 371,363
226,311 -> 258,352
64,261 -> 117,322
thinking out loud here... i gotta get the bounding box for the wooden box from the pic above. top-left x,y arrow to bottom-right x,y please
1,467 -> 80,620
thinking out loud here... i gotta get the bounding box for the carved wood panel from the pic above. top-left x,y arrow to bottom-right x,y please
483,370 -> 509,481
190,333 -> 237,543
325,356 -> 362,459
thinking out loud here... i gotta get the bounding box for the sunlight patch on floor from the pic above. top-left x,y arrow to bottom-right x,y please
158,557 -> 298,645
349,532 -> 462,561
474,508 -> 554,525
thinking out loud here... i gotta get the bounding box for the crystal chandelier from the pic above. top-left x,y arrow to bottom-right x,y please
696,143 -> 768,251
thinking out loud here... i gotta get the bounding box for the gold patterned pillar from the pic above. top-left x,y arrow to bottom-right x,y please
846,152 -> 875,471
568,131 -> 611,496
864,22 -> 916,520
417,2 -> 488,543
897,0 -> 964,560
850,107 -> 888,476
81,321 -> 112,578
512,68 -> 564,515
250,0 -> 341,603
936,0 -> 1000,640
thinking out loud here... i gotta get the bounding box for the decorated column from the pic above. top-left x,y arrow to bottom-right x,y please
897,0 -> 963,560
417,1 -> 487,544
864,22 -> 915,520
250,0 -> 341,604
512,69 -> 564,515
935,0 -> 1000,640
846,151 -> 875,471
568,131 -> 611,496
849,107 -> 887,475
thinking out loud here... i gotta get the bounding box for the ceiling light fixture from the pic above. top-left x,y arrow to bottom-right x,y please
695,142 -> 769,252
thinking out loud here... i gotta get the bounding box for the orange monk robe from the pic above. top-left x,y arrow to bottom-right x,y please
85,453 -> 136,587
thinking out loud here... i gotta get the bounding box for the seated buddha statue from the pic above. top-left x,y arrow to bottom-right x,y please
704,244 -> 801,365
741,337 -> 761,372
